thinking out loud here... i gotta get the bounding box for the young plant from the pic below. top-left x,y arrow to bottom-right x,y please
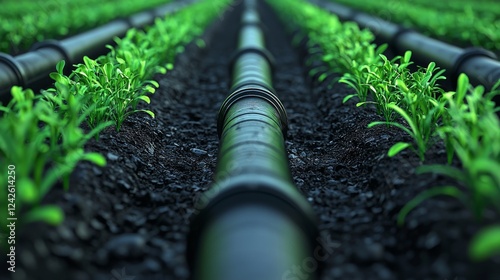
329,0 -> 500,52
0,0 -> 174,53
1,0 -> 232,238
398,74 -> 500,260
352,52 -> 413,122
0,85 -> 108,232
367,60 -> 447,161
69,57 -> 157,130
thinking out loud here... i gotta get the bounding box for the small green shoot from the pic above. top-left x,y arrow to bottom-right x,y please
397,186 -> 466,226
470,225 -> 500,261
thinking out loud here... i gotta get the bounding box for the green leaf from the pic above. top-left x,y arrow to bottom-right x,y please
403,51 -> 412,63
318,73 -> 328,82
456,73 -> 469,104
396,79 -> 409,92
138,109 -> 155,118
83,56 -> 94,68
356,101 -> 375,107
387,103 -> 418,138
322,54 -> 334,61
82,152 -> 107,166
388,142 -> 411,157
138,95 -> 151,104
368,121 -> 414,138
416,164 -> 466,182
56,60 -> 65,74
24,205 -> 64,225
309,66 -> 327,77
195,38 -> 206,48
18,178 -> 37,204
149,80 -> 159,88
470,225 -> 500,261
49,72 -> 65,84
157,66 -> 167,75
398,186 -> 465,226
342,94 -> 357,103
10,86 -> 24,101
103,63 -> 114,79
144,86 -> 155,94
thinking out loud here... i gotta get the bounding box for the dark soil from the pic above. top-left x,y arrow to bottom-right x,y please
2,1 -> 500,280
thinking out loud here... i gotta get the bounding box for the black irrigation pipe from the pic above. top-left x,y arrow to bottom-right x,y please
0,0 -> 196,103
186,0 -> 319,279
309,0 -> 500,91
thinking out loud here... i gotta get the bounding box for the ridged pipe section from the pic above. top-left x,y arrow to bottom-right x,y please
0,0 -> 192,102
310,0 -> 500,91
187,1 -> 318,280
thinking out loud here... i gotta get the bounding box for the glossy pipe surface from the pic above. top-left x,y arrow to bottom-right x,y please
188,1 -> 318,279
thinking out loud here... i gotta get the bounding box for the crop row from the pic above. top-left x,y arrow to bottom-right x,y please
328,0 -> 500,52
268,0 -> 500,261
0,0 -> 232,239
407,0 -> 500,15
0,0 -> 172,54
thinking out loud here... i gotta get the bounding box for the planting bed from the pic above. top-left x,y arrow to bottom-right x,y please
1,1 -> 500,280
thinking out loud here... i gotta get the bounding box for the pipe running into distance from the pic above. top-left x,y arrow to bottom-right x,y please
187,1 -> 319,279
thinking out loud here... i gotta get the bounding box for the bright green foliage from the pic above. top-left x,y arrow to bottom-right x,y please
348,52 -> 415,122
24,205 -> 64,225
398,75 -> 500,260
0,86 -> 108,232
0,0 -> 173,54
340,45 -> 390,105
330,0 -> 500,53
439,75 -> 500,166
268,0 -> 447,161
397,186 -> 467,226
445,75 -> 500,219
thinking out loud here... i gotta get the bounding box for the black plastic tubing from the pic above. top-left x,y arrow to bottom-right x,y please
187,1 -> 319,280
310,0 -> 500,91
0,0 -> 192,101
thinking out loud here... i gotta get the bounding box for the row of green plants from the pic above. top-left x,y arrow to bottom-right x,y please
0,0 -> 232,245
408,0 -> 500,15
0,0 -> 172,54
328,0 -> 500,52
268,0 -> 500,261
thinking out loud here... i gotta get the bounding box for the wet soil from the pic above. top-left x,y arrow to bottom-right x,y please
2,1 -> 499,280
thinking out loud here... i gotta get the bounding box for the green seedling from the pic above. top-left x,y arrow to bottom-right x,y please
329,0 -> 500,52
49,0 -> 232,131
69,57 -> 157,130
398,74 -> 500,260
470,225 -> 500,261
0,85 -> 108,231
